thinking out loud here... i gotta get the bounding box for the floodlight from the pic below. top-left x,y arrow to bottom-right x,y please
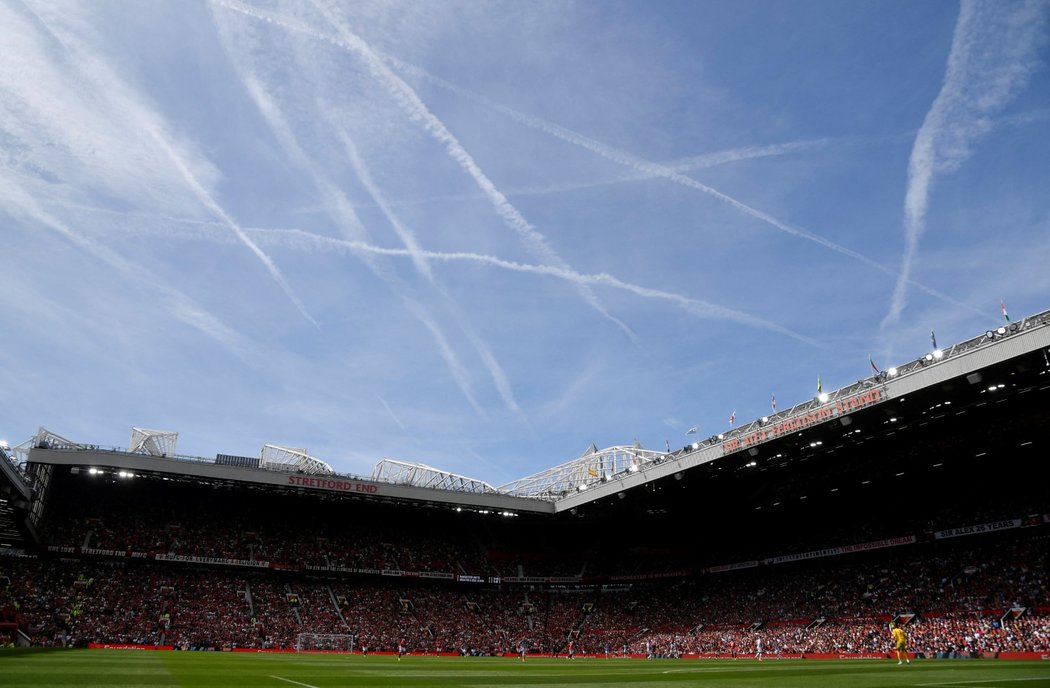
691,442 -> 699,450
760,417 -> 769,424
817,392 -> 829,403
578,483 -> 588,491
986,330 -> 995,338
924,353 -> 934,362
997,326 -> 1007,335
887,367 -> 898,377
717,433 -> 725,440
628,464 -> 639,473
933,349 -> 944,359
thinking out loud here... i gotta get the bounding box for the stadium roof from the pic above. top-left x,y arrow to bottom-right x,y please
15,307 -> 1050,519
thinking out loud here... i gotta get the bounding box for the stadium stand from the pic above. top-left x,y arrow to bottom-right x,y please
0,313 -> 1048,658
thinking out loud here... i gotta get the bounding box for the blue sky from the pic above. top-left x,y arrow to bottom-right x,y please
2,0 -> 1048,485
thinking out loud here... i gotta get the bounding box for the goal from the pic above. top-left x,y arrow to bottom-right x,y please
295,633 -> 355,652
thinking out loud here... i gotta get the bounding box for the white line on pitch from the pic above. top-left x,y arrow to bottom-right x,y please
662,667 -> 750,674
270,675 -> 320,688
918,679 -> 1050,686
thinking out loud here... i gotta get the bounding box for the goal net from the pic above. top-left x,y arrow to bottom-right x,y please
296,633 -> 355,652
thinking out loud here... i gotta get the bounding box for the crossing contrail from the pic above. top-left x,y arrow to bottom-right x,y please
211,13 -> 521,418
215,0 -> 980,318
47,203 -> 819,346
10,0 -> 318,329
248,228 -> 818,346
216,0 -> 639,345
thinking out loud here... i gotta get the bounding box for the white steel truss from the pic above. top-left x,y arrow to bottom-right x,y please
129,427 -> 178,457
371,459 -> 499,494
30,427 -> 88,453
498,443 -> 669,499
260,444 -> 334,475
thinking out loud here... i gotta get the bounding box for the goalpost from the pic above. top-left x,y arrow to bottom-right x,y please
295,633 -> 355,652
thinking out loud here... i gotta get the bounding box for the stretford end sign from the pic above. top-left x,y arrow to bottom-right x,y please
286,474 -> 380,494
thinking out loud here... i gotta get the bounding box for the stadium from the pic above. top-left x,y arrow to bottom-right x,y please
2,309 -> 1048,686
4,2 -> 1050,686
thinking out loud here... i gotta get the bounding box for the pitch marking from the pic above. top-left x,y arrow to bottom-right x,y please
662,667 -> 748,674
918,679 -> 1050,687
270,676 -> 320,688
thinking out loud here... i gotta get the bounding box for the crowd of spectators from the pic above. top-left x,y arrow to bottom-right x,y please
1,528 -> 1046,657
3,457 -> 1045,657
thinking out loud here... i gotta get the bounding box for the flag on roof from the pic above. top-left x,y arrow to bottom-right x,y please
771,393 -> 777,413
729,410 -> 736,426
869,354 -> 880,375
1001,299 -> 1010,323
931,330 -> 938,349
686,426 -> 698,435
817,376 -> 823,394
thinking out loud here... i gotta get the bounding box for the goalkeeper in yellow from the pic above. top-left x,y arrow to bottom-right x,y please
890,622 -> 910,665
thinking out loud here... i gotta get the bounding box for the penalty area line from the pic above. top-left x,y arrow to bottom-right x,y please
270,676 -> 320,688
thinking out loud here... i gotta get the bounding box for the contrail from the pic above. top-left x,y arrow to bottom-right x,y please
210,16 -> 506,418
150,130 -> 320,329
14,1 -> 318,329
405,300 -> 489,421
47,203 -> 818,345
0,178 -> 261,364
374,42 -> 882,263
885,0 -> 1050,329
234,73 -> 389,280
248,228 -> 818,345
218,0 -> 979,317
376,394 -> 408,433
439,106 -> 980,314
216,0 -> 639,345
333,127 -> 525,418
369,40 -> 987,317
378,49 -> 844,188
365,138 -> 840,209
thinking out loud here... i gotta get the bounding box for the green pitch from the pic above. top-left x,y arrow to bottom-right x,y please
2,650 -> 1048,687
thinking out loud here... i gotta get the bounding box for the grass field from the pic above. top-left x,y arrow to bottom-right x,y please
2,650 -> 1048,687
